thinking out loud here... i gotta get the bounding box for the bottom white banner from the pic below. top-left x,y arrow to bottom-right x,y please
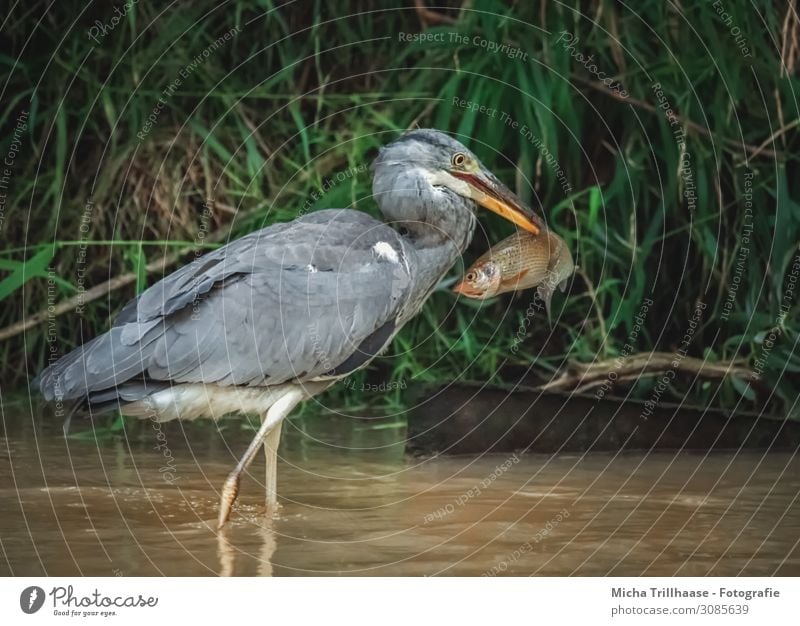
2,577 -> 794,624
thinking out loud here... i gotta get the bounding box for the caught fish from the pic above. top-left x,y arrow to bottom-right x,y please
453,230 -> 574,317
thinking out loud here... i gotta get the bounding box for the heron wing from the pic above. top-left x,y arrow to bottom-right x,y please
38,210 -> 414,400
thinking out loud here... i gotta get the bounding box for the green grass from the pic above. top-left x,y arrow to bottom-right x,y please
1,0 -> 799,424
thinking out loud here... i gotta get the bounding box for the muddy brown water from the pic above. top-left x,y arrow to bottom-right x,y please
2,399 -> 799,576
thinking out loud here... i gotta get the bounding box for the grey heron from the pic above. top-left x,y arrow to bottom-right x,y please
36,129 -> 542,528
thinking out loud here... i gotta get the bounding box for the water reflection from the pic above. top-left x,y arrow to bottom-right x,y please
1,404 -> 799,576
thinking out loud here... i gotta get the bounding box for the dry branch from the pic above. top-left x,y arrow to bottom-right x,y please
413,0 -> 457,26
537,351 -> 758,394
0,250 -> 188,343
0,152 -> 351,344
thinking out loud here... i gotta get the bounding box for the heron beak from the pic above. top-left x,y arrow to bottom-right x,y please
451,170 -> 541,234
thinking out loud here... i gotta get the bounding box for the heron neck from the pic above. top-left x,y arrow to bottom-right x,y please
401,218 -> 473,251
398,216 -> 475,317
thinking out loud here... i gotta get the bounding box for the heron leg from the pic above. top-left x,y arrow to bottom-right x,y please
217,389 -> 303,529
263,420 -> 283,510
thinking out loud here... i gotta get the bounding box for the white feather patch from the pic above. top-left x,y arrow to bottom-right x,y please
373,241 -> 400,264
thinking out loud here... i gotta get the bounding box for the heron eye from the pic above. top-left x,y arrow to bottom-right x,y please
452,152 -> 467,168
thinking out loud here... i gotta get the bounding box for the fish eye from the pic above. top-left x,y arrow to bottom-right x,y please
451,152 -> 467,168
466,271 -> 476,282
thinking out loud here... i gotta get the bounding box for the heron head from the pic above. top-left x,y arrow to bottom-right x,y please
371,129 -> 542,237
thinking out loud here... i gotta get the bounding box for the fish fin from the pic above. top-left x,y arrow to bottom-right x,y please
500,268 -> 529,288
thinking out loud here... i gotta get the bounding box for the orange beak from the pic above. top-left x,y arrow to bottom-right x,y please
451,170 -> 542,234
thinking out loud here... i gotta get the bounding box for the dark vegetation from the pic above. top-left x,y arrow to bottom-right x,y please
1,1 -> 798,424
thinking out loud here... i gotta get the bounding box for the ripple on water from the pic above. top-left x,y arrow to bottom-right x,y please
2,413 -> 799,576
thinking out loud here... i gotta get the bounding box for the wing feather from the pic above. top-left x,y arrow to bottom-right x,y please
38,209 -> 414,402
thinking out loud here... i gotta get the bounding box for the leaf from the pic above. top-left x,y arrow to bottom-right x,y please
0,246 -> 55,302
588,185 -> 601,229
132,243 -> 147,294
731,375 -> 756,401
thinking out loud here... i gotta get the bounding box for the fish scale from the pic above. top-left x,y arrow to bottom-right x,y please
454,230 -> 574,318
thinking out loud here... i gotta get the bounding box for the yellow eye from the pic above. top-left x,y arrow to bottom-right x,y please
452,152 -> 467,168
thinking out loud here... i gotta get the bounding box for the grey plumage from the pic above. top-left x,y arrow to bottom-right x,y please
35,129 -> 541,526
37,210 -> 413,406
39,130 -> 510,418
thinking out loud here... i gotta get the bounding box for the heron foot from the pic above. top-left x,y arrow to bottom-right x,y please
217,471 -> 241,529
264,501 -> 282,519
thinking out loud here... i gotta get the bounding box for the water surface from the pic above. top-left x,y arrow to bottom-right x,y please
2,400 -> 799,575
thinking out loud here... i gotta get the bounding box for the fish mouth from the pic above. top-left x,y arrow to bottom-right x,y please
451,170 -> 542,234
452,279 -> 491,299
